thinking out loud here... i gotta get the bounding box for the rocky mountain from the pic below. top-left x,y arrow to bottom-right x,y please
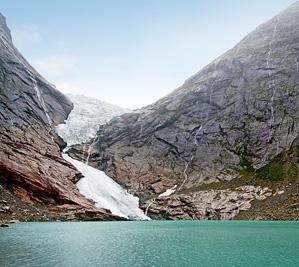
0,13 -> 122,221
56,94 -> 130,147
72,2 -> 299,219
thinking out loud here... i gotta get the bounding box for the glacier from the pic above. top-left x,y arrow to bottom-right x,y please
63,154 -> 149,220
56,94 -> 130,146
56,94 -> 149,220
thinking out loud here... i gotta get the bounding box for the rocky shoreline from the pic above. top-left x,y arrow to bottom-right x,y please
0,186 -> 126,227
1,180 -> 298,224
143,186 -> 274,220
0,3 -> 298,221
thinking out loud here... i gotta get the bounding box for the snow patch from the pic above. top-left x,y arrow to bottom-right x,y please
159,185 -> 177,197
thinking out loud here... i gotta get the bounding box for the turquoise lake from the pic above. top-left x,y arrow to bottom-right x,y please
0,221 -> 299,267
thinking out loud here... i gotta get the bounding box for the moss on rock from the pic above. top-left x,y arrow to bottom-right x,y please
241,146 -> 298,182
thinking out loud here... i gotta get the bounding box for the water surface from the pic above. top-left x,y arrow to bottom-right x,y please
1,221 -> 298,267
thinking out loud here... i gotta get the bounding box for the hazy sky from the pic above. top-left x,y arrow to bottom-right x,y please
0,0 -> 296,109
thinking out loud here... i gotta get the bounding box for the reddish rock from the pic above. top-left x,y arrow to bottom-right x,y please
0,13 -> 124,221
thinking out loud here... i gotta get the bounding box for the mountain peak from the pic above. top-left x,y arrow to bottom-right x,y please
0,13 -> 12,42
82,1 -> 299,220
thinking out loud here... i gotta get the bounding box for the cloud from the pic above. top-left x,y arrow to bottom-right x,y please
33,54 -> 78,78
13,26 -> 43,48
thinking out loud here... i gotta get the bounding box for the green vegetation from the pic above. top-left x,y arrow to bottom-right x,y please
240,157 -> 255,173
256,155 -> 285,181
164,110 -> 177,117
181,145 -> 298,195
241,146 -> 298,183
285,160 -> 298,183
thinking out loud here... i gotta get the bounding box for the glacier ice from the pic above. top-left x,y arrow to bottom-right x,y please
63,154 -> 149,220
57,95 -> 149,220
56,94 -> 130,146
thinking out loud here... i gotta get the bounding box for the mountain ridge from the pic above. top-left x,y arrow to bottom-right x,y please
71,1 -> 299,219
0,12 -> 122,222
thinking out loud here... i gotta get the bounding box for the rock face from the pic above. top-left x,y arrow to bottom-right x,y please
0,13 -> 120,220
81,2 -> 299,212
143,186 -> 272,220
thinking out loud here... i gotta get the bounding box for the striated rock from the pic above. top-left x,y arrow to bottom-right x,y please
76,2 -> 299,206
0,13 -> 123,220
143,186 -> 273,220
48,204 -> 126,221
235,183 -> 299,220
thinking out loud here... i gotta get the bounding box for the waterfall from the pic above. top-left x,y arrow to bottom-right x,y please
194,125 -> 203,147
177,156 -> 193,192
85,138 -> 97,165
262,16 -> 280,162
266,16 -> 279,130
0,35 -> 52,125
82,144 -> 86,160
31,76 -> 52,125
145,198 -> 156,216
85,145 -> 92,165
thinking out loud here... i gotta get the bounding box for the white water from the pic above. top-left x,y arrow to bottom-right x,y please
194,125 -> 203,147
177,156 -> 193,192
32,77 -> 52,125
145,198 -> 156,216
266,16 -> 279,130
85,138 -> 97,165
63,153 -> 149,220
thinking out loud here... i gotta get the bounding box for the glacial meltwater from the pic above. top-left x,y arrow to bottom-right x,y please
1,221 -> 299,267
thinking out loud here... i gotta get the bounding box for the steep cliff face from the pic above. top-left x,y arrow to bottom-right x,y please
81,2 -> 299,212
0,13 -> 121,220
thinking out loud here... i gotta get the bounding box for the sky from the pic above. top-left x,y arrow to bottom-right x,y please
0,0 -> 296,109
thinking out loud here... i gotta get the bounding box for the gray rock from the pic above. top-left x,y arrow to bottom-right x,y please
2,206 -> 10,212
0,12 -> 109,214
9,219 -> 19,224
78,2 -> 299,204
143,186 -> 273,220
